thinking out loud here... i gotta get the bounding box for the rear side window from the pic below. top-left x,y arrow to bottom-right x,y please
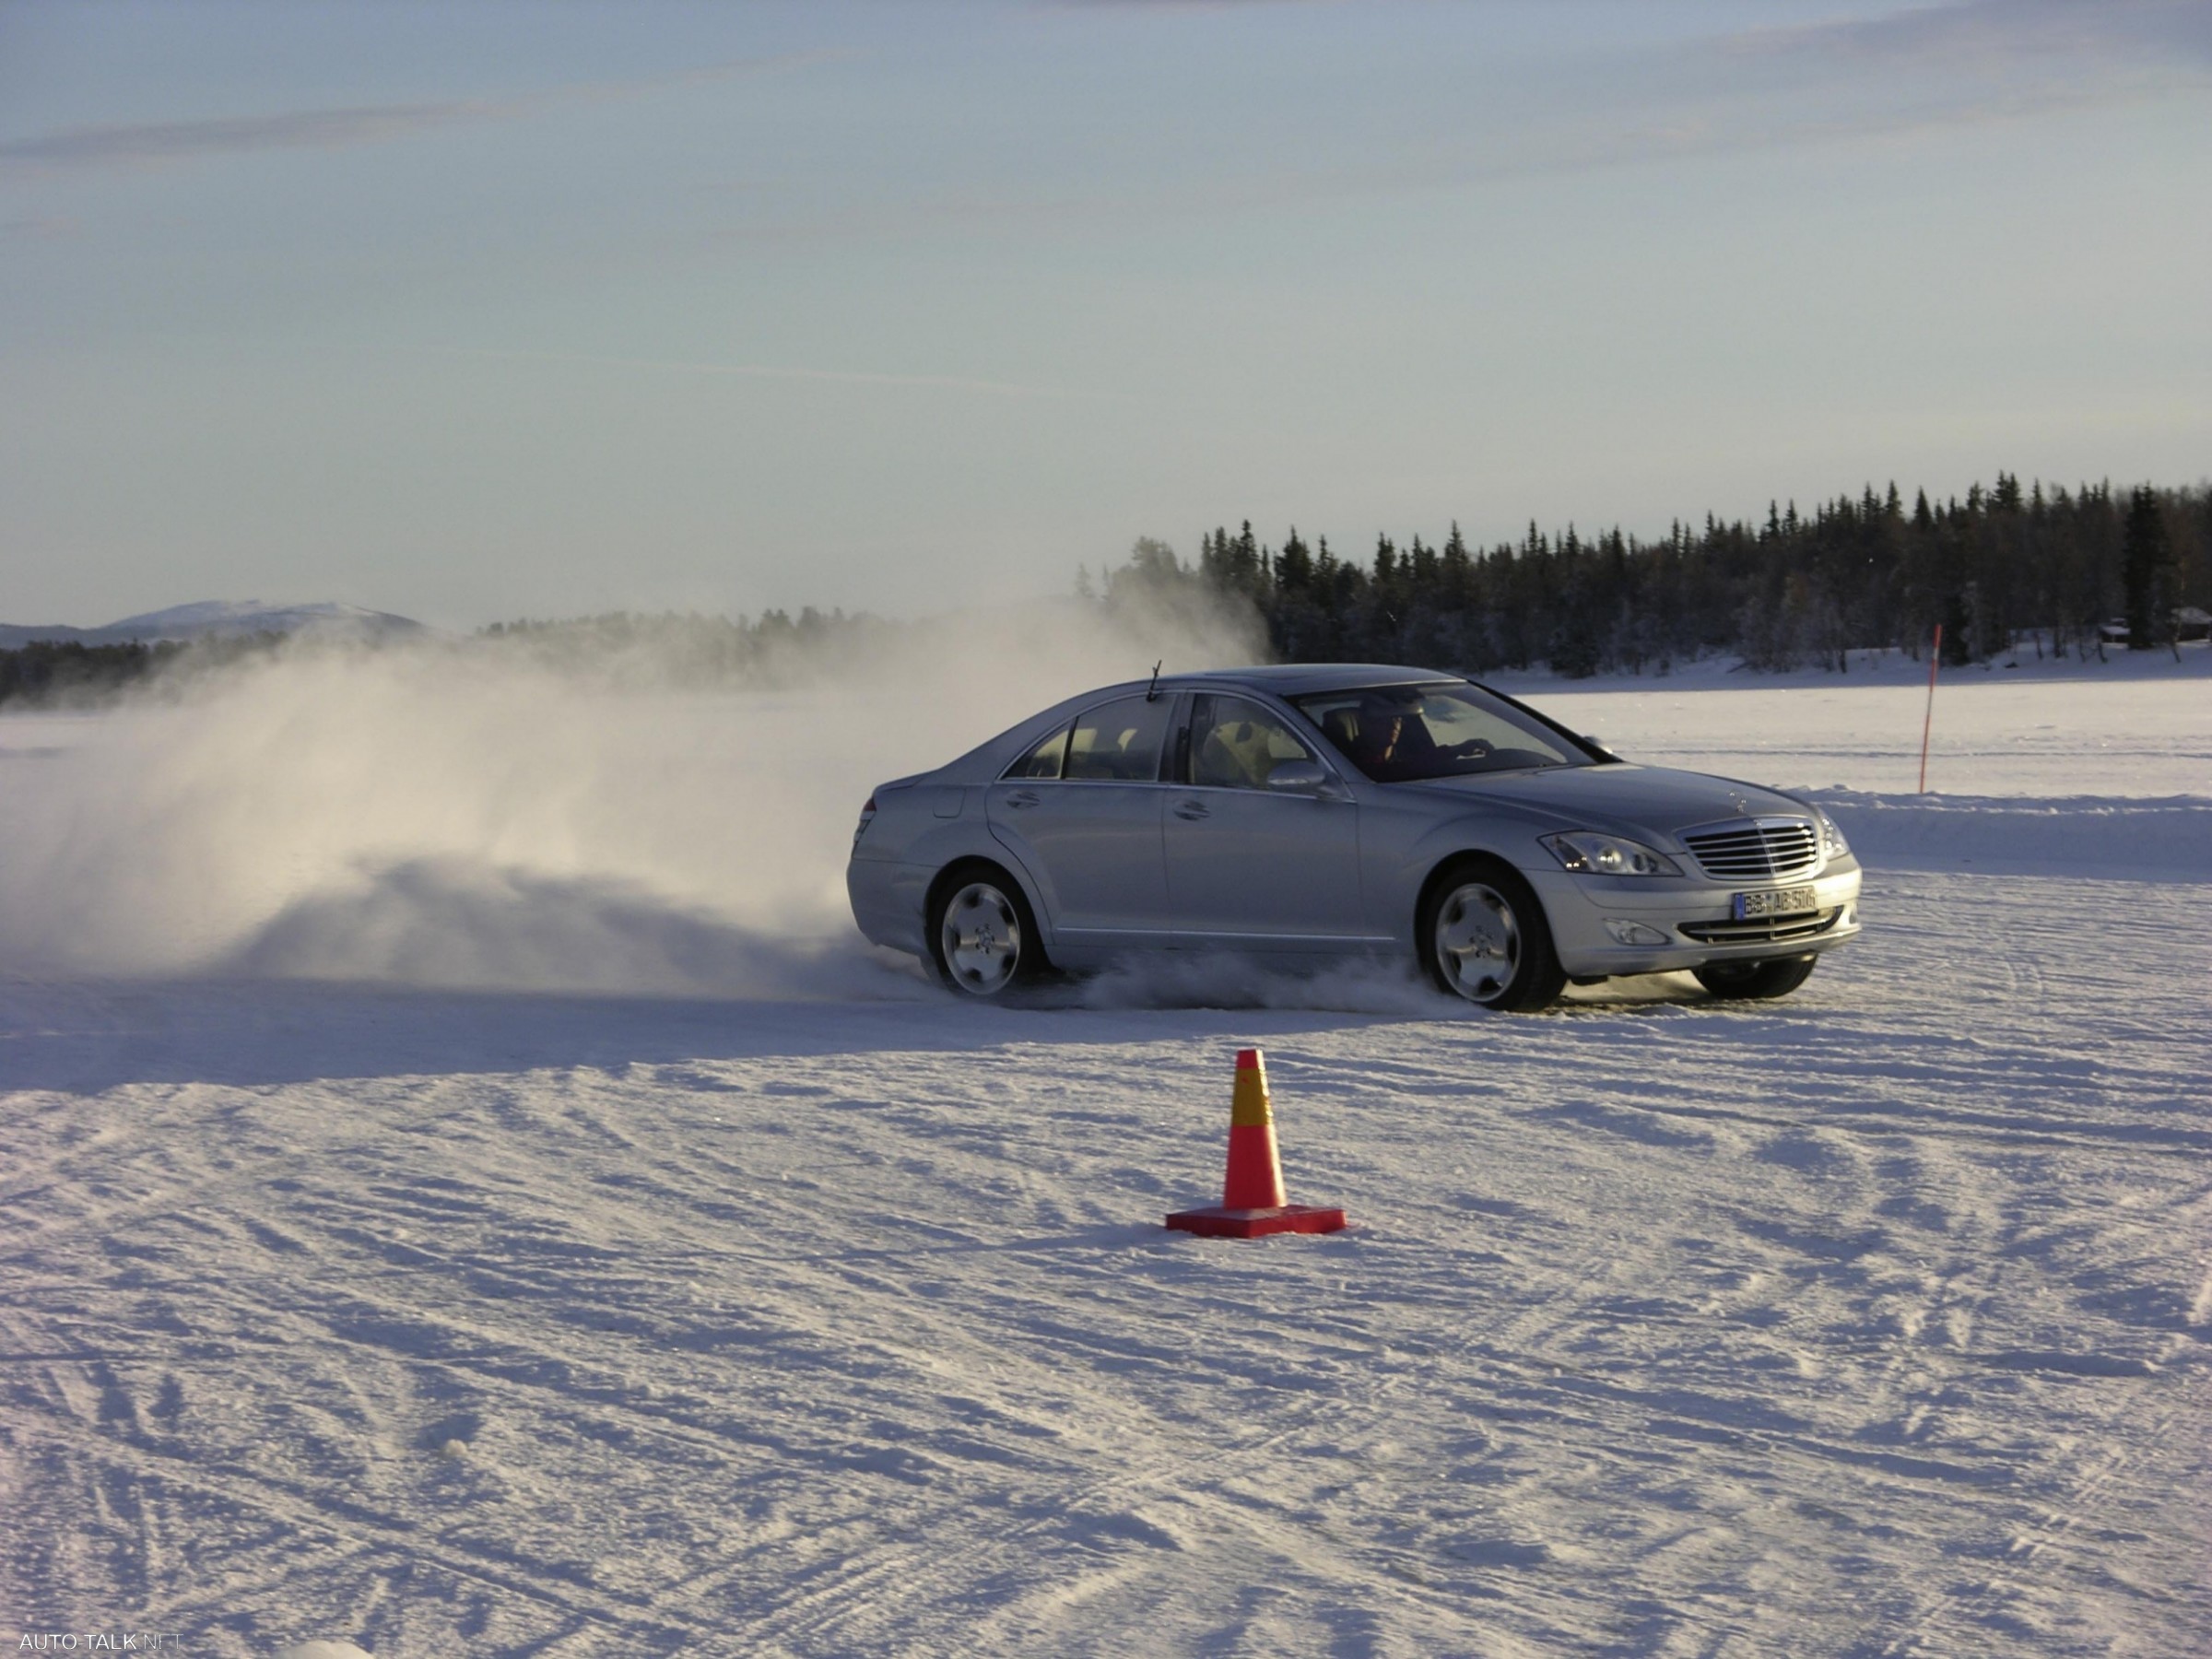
1005,724 -> 1070,780
1065,695 -> 1173,782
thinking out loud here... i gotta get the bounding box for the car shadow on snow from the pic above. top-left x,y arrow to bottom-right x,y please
0,961 -> 1740,1095
0,971 -> 1473,1094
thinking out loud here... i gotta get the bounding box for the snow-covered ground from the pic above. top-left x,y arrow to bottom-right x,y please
3,646 -> 2207,1656
1489,641 -> 2212,803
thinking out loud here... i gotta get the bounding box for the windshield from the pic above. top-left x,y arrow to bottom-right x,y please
1292,682 -> 1594,783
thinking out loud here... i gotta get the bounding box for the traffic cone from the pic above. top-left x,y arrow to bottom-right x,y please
1166,1048 -> 1347,1239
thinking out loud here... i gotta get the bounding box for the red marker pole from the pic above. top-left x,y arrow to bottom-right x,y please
1918,622 -> 1942,794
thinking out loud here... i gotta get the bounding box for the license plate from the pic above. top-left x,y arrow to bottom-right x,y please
1732,885 -> 1818,920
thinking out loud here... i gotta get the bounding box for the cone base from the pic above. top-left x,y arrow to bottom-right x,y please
1164,1204 -> 1347,1240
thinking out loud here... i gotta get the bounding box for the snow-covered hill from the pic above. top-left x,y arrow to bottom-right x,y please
0,599 -> 428,650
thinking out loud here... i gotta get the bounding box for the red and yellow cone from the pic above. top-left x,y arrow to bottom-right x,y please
1166,1048 -> 1347,1240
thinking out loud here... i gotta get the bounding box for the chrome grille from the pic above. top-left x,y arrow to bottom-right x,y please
1680,818 -> 1820,882
1679,908 -> 1845,946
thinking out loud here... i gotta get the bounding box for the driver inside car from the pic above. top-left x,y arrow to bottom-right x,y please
1345,695 -> 1434,781
1343,693 -> 1499,781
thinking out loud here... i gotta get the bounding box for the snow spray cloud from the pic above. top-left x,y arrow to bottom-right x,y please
0,594 -> 1265,994
1075,950 -> 1457,1017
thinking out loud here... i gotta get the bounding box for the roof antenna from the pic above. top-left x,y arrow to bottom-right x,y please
1146,659 -> 1163,700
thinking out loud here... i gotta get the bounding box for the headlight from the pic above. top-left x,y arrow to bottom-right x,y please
1814,806 -> 1850,859
1539,831 -> 1682,877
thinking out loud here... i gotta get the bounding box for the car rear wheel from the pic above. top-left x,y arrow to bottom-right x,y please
929,865 -> 1045,997
1693,954 -> 1818,1000
1420,857 -> 1566,1012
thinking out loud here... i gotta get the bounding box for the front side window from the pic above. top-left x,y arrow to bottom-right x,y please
1065,695 -> 1173,782
1294,682 -> 1588,782
1186,695 -> 1316,791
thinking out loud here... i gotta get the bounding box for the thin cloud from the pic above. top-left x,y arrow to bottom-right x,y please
1725,0 -> 2212,70
1691,0 -> 2212,166
696,66 -> 2198,258
418,344 -> 1112,403
1049,0 -> 1339,8
686,3 -> 2208,256
0,214 -> 81,241
1,100 -> 508,170
1419,73 -> 2200,186
1573,77 -> 2194,171
0,53 -> 832,176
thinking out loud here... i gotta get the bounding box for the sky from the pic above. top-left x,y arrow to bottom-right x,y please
3,0 -> 2208,629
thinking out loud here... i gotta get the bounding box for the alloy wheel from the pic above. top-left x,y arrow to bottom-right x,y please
939,882 -> 1024,994
1433,881 -> 1521,1004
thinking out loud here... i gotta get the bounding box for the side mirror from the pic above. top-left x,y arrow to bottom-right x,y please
1265,760 -> 1335,795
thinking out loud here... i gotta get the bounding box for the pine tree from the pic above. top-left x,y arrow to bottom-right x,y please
2122,486 -> 2170,650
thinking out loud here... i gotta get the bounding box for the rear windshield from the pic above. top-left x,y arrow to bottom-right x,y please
1293,682 -> 1593,783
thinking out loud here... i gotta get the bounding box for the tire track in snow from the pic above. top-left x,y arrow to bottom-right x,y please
8,1412 -> 719,1651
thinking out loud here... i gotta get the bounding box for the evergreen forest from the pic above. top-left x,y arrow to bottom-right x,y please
1101,477 -> 2210,675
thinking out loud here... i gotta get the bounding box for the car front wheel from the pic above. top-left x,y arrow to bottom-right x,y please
929,865 -> 1044,997
1420,857 -> 1567,1012
1693,954 -> 1818,1000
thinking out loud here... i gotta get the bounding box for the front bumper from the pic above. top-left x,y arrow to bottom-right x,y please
1533,860 -> 1864,977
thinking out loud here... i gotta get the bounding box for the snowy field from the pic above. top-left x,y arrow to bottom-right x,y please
2,644 -> 2207,1657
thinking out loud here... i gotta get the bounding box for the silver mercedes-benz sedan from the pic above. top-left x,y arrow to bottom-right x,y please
846,665 -> 1862,1010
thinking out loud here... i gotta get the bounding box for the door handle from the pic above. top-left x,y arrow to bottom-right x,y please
1005,790 -> 1040,809
1172,800 -> 1209,820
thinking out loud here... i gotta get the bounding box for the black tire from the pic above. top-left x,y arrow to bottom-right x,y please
927,862 -> 1047,997
1418,856 -> 1567,1012
1693,954 -> 1818,1001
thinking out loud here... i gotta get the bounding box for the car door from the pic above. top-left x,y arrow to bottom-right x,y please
985,693 -> 1175,938
1160,693 -> 1371,944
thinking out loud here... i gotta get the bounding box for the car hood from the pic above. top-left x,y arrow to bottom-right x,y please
1404,763 -> 1810,843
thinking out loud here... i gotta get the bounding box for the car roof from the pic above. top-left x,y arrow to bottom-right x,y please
925,664 -> 1498,784
1161,664 -> 1464,697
